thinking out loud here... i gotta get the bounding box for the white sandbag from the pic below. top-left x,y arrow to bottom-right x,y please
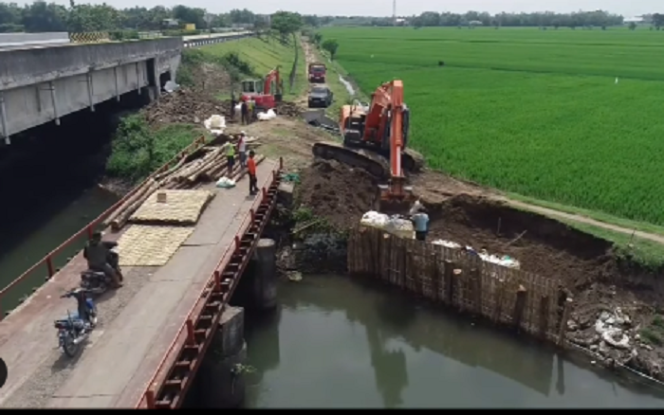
384,217 -> 415,239
257,109 -> 277,121
216,176 -> 236,189
164,80 -> 179,93
360,211 -> 389,229
432,239 -> 462,249
204,115 -> 226,136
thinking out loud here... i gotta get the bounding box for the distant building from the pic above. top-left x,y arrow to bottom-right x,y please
162,18 -> 179,27
623,16 -> 644,24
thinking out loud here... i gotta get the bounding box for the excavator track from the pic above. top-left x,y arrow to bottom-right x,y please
311,141 -> 424,179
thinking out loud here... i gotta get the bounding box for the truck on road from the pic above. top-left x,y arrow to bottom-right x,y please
308,63 -> 327,83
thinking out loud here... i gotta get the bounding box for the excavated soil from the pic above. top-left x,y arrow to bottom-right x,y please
296,159 -> 377,229
295,156 -> 664,380
144,89 -> 231,127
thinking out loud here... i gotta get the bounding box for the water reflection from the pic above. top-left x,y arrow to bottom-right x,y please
243,275 -> 664,408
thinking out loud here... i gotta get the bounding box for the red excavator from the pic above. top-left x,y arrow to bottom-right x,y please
240,67 -> 283,111
312,80 -> 422,210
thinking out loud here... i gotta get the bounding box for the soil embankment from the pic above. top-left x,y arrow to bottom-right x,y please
288,148 -> 664,382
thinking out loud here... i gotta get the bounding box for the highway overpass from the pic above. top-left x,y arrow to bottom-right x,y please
0,31 -> 254,145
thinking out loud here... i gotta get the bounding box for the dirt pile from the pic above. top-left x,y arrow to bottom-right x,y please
275,101 -> 301,118
144,89 -> 231,127
297,159 -> 377,229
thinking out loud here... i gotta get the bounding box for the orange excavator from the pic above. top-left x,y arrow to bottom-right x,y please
312,80 -> 422,210
240,67 -> 283,111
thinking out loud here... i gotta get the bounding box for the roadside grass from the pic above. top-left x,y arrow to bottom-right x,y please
507,192 -> 664,237
199,35 -> 307,101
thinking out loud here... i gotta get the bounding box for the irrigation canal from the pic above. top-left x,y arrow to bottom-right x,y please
2,113 -> 664,408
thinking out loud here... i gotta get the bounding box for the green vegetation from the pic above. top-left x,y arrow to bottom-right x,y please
641,315 -> 664,346
323,27 -> 664,226
106,115 -> 203,183
198,36 -> 307,99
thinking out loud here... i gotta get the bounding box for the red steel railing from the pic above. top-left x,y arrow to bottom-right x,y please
0,136 -> 207,319
135,158 -> 283,409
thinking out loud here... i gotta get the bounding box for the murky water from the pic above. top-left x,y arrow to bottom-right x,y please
244,274 -> 664,408
339,75 -> 355,96
0,186 -> 118,306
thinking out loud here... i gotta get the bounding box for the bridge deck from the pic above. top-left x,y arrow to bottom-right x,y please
0,160 -> 277,408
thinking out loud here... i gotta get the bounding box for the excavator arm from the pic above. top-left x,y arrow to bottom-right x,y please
376,80 -> 413,206
263,67 -> 283,98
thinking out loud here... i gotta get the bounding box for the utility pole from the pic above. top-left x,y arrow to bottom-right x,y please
393,0 -> 397,25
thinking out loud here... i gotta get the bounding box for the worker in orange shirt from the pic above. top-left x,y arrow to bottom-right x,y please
247,150 -> 258,196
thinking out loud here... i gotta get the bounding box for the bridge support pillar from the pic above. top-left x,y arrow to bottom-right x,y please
192,306 -> 247,408
248,238 -> 278,311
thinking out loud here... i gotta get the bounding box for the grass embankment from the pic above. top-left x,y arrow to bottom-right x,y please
199,35 -> 308,100
106,34 -> 308,185
322,27 -> 664,226
320,26 -> 664,266
106,116 -> 203,183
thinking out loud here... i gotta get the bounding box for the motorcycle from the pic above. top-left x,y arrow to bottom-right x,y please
53,288 -> 98,357
80,248 -> 123,295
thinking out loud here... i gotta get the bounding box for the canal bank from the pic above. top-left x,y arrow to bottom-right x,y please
242,274 -> 664,408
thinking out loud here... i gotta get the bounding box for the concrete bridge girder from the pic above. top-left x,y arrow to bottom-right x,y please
0,32 -> 254,144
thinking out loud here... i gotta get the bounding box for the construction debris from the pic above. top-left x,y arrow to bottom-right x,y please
103,141 -> 267,231
130,189 -> 214,226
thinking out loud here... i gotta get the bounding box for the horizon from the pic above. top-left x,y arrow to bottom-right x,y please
7,0 -> 658,18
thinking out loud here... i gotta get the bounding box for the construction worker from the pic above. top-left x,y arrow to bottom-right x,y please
410,202 -> 430,242
247,99 -> 255,124
230,91 -> 236,120
238,131 -> 247,168
247,150 -> 258,195
240,100 -> 248,125
226,141 -> 236,176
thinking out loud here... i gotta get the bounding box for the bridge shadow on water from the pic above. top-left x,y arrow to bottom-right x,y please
0,92 -> 149,293
241,274 -> 664,408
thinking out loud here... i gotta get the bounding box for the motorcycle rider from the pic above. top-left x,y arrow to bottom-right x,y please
83,231 -> 122,288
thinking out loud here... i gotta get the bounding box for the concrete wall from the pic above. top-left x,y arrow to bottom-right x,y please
183,32 -> 255,48
0,32 -> 70,49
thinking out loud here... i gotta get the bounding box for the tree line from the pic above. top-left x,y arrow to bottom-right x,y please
1,2 -> 661,34
0,2 -> 266,33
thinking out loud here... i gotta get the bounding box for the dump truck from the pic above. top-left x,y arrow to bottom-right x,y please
308,63 -> 326,83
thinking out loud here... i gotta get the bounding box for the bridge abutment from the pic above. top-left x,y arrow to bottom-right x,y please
190,306 -> 248,408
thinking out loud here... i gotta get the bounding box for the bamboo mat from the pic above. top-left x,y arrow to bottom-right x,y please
116,225 -> 195,266
129,189 -> 215,225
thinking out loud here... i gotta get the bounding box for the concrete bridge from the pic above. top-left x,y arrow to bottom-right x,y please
0,139 -> 285,408
0,31 -> 254,145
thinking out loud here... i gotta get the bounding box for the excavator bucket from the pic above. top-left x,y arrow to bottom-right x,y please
375,178 -> 416,214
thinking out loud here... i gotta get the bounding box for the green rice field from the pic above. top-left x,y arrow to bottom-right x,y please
320,27 -> 664,225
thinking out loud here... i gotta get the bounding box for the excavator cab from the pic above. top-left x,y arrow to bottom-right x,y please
241,79 -> 263,94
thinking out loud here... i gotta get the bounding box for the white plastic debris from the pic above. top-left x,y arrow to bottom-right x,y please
204,115 -> 226,136
257,109 -> 277,121
594,308 -> 631,349
163,80 -> 180,93
215,176 -> 236,189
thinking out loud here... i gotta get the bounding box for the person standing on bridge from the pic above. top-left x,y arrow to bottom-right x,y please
84,231 -> 122,288
230,91 -> 236,121
238,131 -> 247,168
226,141 -> 236,176
247,150 -> 258,196
240,100 -> 248,125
